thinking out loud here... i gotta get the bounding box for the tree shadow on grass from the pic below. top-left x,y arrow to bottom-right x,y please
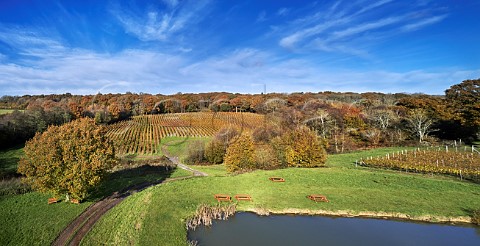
88,163 -> 175,201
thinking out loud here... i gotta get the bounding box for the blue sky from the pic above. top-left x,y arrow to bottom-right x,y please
0,0 -> 479,96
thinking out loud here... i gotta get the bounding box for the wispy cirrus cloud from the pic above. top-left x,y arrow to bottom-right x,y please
161,0 -> 179,8
0,1 -> 476,96
277,8 -> 290,16
111,0 -> 211,42
401,14 -> 448,31
0,27 -> 477,96
277,1 -> 448,57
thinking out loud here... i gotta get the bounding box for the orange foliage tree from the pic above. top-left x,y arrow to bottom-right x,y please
18,118 -> 117,201
282,126 -> 327,167
224,134 -> 256,172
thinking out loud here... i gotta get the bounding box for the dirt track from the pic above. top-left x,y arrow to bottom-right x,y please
52,144 -> 205,246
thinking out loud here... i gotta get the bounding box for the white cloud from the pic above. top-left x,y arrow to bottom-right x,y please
279,18 -> 348,49
331,16 -> 404,40
401,15 -> 447,31
0,25 -> 66,53
356,0 -> 393,15
162,0 -> 179,8
111,0 -> 210,42
277,8 -> 289,16
256,11 -> 267,22
277,1 -> 447,57
1,44 -> 478,95
0,24 -> 476,96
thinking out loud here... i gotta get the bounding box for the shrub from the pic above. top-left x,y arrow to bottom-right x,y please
282,126 -> 327,167
0,178 -> 32,196
204,139 -> 226,164
270,136 -> 288,167
252,125 -> 280,143
214,127 -> 239,146
254,145 -> 281,170
224,134 -> 255,173
472,209 -> 480,225
185,140 -> 206,165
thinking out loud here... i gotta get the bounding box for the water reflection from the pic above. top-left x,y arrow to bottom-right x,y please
188,212 -> 480,246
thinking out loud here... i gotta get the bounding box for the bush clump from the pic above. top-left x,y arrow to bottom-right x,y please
472,209 -> 480,225
275,126 -> 327,168
224,134 -> 256,173
204,139 -> 225,164
254,145 -> 281,170
0,178 -> 32,196
184,140 -> 206,165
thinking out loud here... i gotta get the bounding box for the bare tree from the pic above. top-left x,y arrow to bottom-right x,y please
370,109 -> 396,132
405,109 -> 434,143
303,109 -> 332,139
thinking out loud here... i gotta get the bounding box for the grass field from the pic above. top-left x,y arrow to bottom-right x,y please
0,192 -> 91,245
0,145 -> 190,245
0,146 -> 24,178
2,140 -> 479,245
0,109 -> 20,115
83,146 -> 480,245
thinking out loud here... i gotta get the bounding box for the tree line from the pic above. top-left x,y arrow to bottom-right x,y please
1,79 -> 479,150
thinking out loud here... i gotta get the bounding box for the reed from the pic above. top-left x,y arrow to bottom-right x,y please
186,203 -> 236,230
472,209 -> 480,225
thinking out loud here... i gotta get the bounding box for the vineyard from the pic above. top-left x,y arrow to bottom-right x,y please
106,112 -> 264,156
361,146 -> 480,182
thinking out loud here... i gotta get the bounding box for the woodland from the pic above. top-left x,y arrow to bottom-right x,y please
1,79 -> 478,152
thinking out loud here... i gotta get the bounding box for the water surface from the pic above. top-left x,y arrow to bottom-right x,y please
188,212 -> 480,246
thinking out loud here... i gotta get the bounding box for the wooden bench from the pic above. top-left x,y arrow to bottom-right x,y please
214,194 -> 231,202
307,194 -> 329,203
48,198 -> 58,204
269,177 -> 285,182
70,198 -> 80,204
234,194 -> 252,201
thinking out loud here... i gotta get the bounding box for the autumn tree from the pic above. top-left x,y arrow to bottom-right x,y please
224,134 -> 255,173
204,139 -> 226,164
303,109 -> 333,139
281,126 -> 327,167
17,118 -> 116,201
445,79 -> 480,137
185,140 -> 206,165
405,109 -> 435,143
254,145 -> 281,170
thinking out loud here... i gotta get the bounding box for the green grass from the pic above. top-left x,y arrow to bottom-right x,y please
83,148 -> 480,245
90,164 -> 174,200
325,147 -> 416,168
0,146 -> 24,178
0,109 -> 23,115
161,136 -> 211,161
0,192 -> 91,245
189,164 -> 227,177
0,154 -> 177,245
170,167 -> 193,178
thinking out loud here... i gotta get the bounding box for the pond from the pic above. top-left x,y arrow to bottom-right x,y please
188,213 -> 480,246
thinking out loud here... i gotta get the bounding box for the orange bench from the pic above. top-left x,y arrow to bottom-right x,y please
234,194 -> 252,201
70,198 -> 80,204
214,194 -> 231,202
307,194 -> 329,203
269,177 -> 285,182
48,198 -> 58,204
